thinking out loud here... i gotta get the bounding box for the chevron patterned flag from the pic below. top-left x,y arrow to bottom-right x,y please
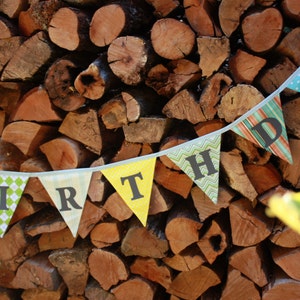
232,95 -> 292,164
166,134 -> 221,204
287,69 -> 300,92
39,170 -> 93,237
0,173 -> 29,238
101,157 -> 156,226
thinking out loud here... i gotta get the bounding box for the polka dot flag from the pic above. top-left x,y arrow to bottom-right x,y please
287,70 -> 300,92
0,174 -> 28,238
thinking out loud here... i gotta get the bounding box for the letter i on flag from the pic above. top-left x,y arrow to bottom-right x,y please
231,95 -> 293,164
101,157 -> 156,226
166,134 -> 221,204
39,171 -> 93,237
0,173 -> 29,238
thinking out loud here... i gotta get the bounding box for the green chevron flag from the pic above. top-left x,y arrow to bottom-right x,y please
166,134 -> 221,203
0,174 -> 29,238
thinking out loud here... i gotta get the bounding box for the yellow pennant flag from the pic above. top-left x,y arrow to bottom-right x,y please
101,157 -> 156,226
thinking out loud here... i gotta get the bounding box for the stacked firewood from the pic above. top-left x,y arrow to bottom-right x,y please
0,0 -> 300,299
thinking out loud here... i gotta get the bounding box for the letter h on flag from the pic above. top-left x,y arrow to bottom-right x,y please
231,95 -> 293,164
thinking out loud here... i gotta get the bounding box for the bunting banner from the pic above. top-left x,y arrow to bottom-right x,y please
38,171 -> 93,237
0,174 -> 29,237
231,95 -> 293,164
0,67 -> 299,237
101,157 -> 156,226
166,134 -> 221,203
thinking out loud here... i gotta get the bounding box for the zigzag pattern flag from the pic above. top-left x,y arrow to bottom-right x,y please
232,95 -> 293,164
39,171 -> 93,237
287,69 -> 300,92
0,174 -> 29,238
166,134 -> 221,203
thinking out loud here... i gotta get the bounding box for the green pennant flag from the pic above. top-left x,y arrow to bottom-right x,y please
0,174 -> 29,238
166,134 -> 221,204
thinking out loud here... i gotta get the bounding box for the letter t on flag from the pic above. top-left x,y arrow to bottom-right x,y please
38,171 -> 93,237
101,157 -> 156,226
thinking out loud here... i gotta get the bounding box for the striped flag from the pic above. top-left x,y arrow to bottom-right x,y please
166,134 -> 221,203
232,95 -> 292,164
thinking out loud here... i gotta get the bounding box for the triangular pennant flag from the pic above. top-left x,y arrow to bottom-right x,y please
166,134 -> 221,204
287,69 -> 300,92
0,173 -> 29,238
39,171 -> 93,237
101,157 -> 156,226
232,95 -> 292,164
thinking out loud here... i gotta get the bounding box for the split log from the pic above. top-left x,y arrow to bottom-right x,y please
229,198 -> 274,247
48,245 -> 90,296
151,18 -> 195,60
1,31 -> 59,82
111,141 -> 143,163
194,119 -> 226,137
220,267 -> 260,300
88,249 -> 129,290
283,97 -> 300,138
1,121 -> 57,157
269,222 -> 300,248
107,36 -> 156,86
197,36 -> 230,78
0,0 -> 28,18
85,278 -> 116,300
111,277 -> 156,300
130,257 -> 172,289
229,244 -> 269,287
282,0 -> 300,22
89,2 -> 153,48
165,203 -> 202,254
146,59 -> 202,98
167,265 -> 221,299
10,86 -> 62,122
146,0 -> 180,17
218,0 -> 254,37
0,287 -> 21,300
121,219 -> 169,258
40,136 -> 96,170
0,82 -> 24,115
241,7 -> 283,53
0,16 -> 18,38
21,283 -> 67,300
48,7 -> 92,51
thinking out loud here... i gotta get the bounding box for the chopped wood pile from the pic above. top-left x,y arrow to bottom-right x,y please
1,0 -> 300,299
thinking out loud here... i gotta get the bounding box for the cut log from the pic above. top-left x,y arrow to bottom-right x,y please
1,121 -> 57,157
165,203 -> 202,254
48,245 -> 90,296
89,2 -> 153,48
218,0 -> 254,37
154,160 -> 193,198
162,89 -> 206,124
74,53 -> 119,100
197,36 -> 230,78
107,36 -> 156,86
271,245 -> 300,281
229,198 -> 274,247
38,227 -> 76,251
10,86 -> 62,122
221,149 -> 258,203
77,199 -> 106,239
194,119 -> 226,137
146,59 -> 202,98
197,219 -> 228,264
184,0 -> 220,37
90,221 -> 121,248
282,0 -> 300,22
130,257 -> 172,289
241,7 -> 283,53
48,7 -> 92,51
0,82 -> 24,115
11,251 -> 62,290
167,265 -> 221,299
44,56 -> 89,111
146,0 -> 179,17
229,244 -> 269,287
228,49 -> 267,84
1,31 -> 59,82
283,97 -> 300,139
111,277 -> 156,300
217,85 -> 264,123
220,267 -> 260,300
199,73 -> 232,120
121,219 -> 169,258
151,18 -> 195,60
110,141 -> 142,163
88,249 -> 129,290
40,136 -> 96,170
